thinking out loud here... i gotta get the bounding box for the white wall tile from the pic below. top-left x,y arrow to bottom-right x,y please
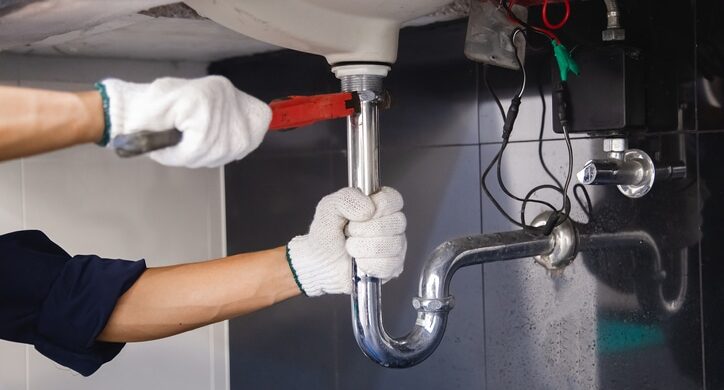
21,143 -> 226,390
0,140 -> 26,390
22,156 -> 217,265
0,160 -> 23,234
17,80 -> 89,91
28,328 -> 211,390
0,53 -> 207,84
0,341 -> 26,390
0,55 -> 227,389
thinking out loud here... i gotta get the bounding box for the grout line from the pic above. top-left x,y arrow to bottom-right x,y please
253,129 -> 724,161
696,132 -> 707,389
220,166 -> 228,258
333,306 -> 340,390
207,172 -> 213,261
224,321 -> 230,390
25,345 -> 30,390
20,158 -> 26,230
209,325 -> 215,390
476,63 -> 488,390
692,1 -> 706,383
21,156 -> 29,390
219,166 -> 230,390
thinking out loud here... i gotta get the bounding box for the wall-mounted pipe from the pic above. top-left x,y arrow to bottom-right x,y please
602,0 -> 621,29
601,0 -> 625,41
579,231 -> 688,315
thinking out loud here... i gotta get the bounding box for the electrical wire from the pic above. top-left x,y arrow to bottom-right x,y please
512,29 -> 527,98
482,29 -> 560,234
481,28 -> 593,234
536,64 -> 562,189
501,0 -> 560,43
483,65 -> 506,120
494,29 -> 560,214
521,61 -> 593,226
542,0 -> 571,30
574,183 -> 593,222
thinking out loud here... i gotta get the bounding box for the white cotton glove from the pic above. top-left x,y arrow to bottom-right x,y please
99,76 -> 272,168
287,187 -> 407,296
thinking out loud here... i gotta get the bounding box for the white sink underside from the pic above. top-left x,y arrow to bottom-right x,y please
0,1 -> 468,62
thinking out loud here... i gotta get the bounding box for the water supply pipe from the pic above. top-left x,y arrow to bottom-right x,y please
601,0 -> 625,41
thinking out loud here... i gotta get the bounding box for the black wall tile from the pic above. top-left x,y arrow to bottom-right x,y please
698,131 -> 724,388
481,133 -> 701,388
216,2 -> 710,387
697,0 -> 724,131
381,23 -> 479,147
209,52 -> 346,153
224,151 -> 344,389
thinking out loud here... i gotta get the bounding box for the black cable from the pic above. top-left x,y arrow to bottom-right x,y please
496,139 -> 559,213
483,64 -> 506,120
536,63 -> 562,189
520,184 -> 570,225
480,27 -> 594,232
481,145 -> 532,230
495,29 -> 560,214
521,73 -> 593,226
481,29 -> 561,234
574,183 -> 593,221
551,81 -> 575,225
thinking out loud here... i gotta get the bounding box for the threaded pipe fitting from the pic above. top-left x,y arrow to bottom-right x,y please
340,74 -> 384,93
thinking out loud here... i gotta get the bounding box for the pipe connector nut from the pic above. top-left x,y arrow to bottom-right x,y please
412,296 -> 455,313
531,212 -> 578,270
602,28 -> 626,42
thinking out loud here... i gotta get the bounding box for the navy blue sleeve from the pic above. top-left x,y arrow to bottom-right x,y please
0,230 -> 146,376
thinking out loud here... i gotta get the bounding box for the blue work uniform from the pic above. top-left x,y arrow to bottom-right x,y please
0,230 -> 146,376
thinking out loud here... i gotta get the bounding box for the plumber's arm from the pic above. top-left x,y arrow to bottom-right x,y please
0,85 -> 104,161
98,187 -> 407,342
0,77 -> 271,167
97,246 -> 300,342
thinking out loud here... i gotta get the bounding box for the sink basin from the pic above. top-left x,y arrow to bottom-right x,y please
185,0 -> 455,65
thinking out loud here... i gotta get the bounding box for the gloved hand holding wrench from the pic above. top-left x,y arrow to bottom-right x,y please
100,76 -> 363,166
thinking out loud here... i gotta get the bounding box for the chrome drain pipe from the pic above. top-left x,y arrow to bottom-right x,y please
333,64 -> 578,368
355,229 -> 561,368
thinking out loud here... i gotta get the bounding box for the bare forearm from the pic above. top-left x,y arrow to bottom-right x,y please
97,246 -> 301,343
0,86 -> 104,161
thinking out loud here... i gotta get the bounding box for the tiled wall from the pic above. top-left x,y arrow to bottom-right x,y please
215,0 -> 721,387
0,54 -> 228,390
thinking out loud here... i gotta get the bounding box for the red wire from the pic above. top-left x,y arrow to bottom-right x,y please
542,0 -> 571,30
502,0 -> 560,42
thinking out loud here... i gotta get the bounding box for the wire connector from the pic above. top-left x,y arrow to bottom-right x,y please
502,96 -> 522,141
554,81 -> 571,128
552,41 -> 579,82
